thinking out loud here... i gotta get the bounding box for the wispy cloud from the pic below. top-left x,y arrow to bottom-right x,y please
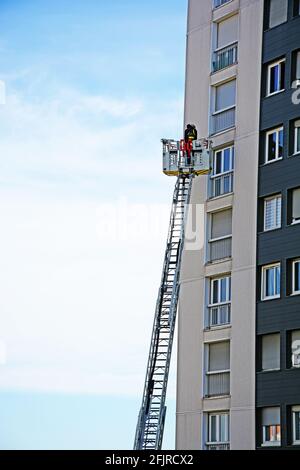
0,80 -> 182,398
0,88 -> 183,193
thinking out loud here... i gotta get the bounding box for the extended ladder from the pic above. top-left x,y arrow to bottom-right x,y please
134,174 -> 193,450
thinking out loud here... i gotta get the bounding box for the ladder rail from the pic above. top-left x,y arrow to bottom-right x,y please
134,174 -> 194,450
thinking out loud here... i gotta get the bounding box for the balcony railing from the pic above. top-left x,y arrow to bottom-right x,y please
205,371 -> 230,397
207,303 -> 231,328
211,107 -> 235,135
213,43 -> 238,73
206,442 -> 230,450
209,171 -> 234,198
208,236 -> 232,262
213,0 -> 232,8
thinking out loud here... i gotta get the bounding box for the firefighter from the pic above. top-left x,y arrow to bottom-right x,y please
184,124 -> 198,165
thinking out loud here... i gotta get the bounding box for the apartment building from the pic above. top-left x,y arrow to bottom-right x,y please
176,0 -> 300,450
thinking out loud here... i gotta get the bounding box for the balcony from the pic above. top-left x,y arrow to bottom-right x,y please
213,0 -> 232,8
208,236 -> 232,262
206,442 -> 230,450
211,107 -> 235,135
205,371 -> 230,397
209,171 -> 233,198
213,43 -> 238,73
207,303 -> 231,328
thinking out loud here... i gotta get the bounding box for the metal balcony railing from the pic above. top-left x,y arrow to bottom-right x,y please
205,371 -> 230,397
206,442 -> 230,450
209,171 -> 234,198
209,236 -> 232,262
207,303 -> 231,328
213,43 -> 238,73
211,107 -> 235,135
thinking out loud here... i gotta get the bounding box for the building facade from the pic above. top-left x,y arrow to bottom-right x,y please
176,0 -> 300,450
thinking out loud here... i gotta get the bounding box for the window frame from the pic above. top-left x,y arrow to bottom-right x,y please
295,50 -> 300,82
212,146 -> 234,178
215,15 -> 239,52
291,187 -> 300,225
268,0 -> 288,30
213,0 -> 232,9
292,406 -> 300,445
265,126 -> 284,164
209,209 -> 232,243
267,59 -> 286,97
291,331 -> 300,368
209,275 -> 231,307
213,79 -> 236,115
293,0 -> 300,18
261,333 -> 281,372
207,341 -> 230,374
294,121 -> 300,155
261,263 -> 281,301
292,259 -> 300,295
262,424 -> 281,447
263,194 -> 282,232
207,412 -> 230,445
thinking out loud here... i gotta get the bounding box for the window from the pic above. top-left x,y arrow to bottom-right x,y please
294,120 -> 300,154
205,341 -> 230,397
213,15 -> 238,73
208,276 -> 231,327
291,330 -> 300,367
208,341 -> 230,372
293,0 -> 300,17
297,52 -> 300,80
212,80 -> 236,134
267,59 -> 285,96
290,187 -> 300,224
215,80 -> 236,113
268,0 -> 288,29
264,194 -> 281,231
207,413 -> 230,450
211,276 -> 231,305
210,147 -> 234,198
262,334 -> 280,371
216,16 -> 238,50
292,406 -> 300,445
209,209 -> 232,261
261,263 -> 281,300
210,209 -> 232,239
213,146 -> 234,176
292,260 -> 300,294
214,0 -> 231,8
265,127 -> 284,163
291,50 -> 300,85
261,407 -> 281,447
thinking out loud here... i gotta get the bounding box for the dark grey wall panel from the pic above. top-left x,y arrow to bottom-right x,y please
256,3 -> 300,450
258,157 -> 300,196
257,297 -> 300,333
263,18 -> 300,64
257,370 -> 300,405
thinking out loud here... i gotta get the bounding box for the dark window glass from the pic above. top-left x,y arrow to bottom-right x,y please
268,132 -> 277,161
270,66 -> 277,93
215,151 -> 222,174
278,129 -> 284,157
295,261 -> 300,292
295,411 -> 300,441
280,61 -> 285,89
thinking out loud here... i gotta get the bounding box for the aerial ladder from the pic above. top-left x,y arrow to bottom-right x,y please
134,137 -> 211,450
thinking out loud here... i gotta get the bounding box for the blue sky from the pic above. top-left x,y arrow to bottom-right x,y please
0,0 -> 187,449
